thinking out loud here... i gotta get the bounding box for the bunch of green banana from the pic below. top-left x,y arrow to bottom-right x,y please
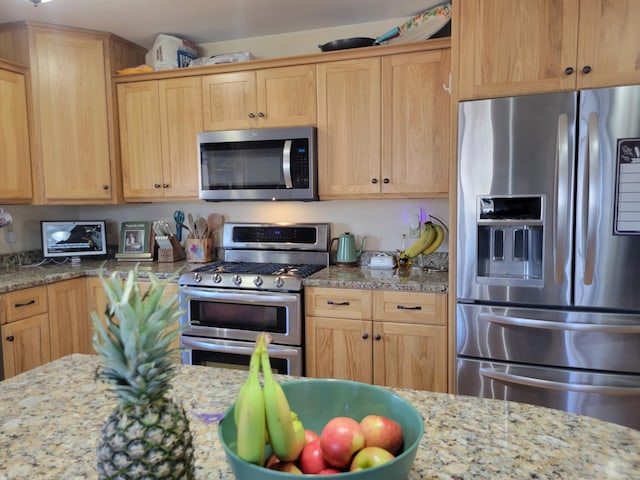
234,333 -> 267,466
261,335 -> 306,462
400,222 -> 445,260
233,332 -> 305,466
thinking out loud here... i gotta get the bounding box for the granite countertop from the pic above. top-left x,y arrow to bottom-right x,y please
0,259 -> 448,294
1,354 -> 638,479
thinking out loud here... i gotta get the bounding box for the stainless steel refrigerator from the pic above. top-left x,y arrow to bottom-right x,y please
456,86 -> 640,430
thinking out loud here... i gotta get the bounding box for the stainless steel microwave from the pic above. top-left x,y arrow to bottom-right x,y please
198,126 -> 317,201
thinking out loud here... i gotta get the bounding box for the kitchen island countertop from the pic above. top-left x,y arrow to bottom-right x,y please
1,354 -> 638,479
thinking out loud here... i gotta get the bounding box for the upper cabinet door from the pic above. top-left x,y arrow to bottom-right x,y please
458,0 -> 580,99
118,81 -> 163,199
202,71 -> 257,131
0,66 -> 32,203
256,64 -> 316,128
577,0 -> 640,89
31,30 -> 114,201
381,49 -> 450,197
317,57 -> 382,198
158,77 -> 202,199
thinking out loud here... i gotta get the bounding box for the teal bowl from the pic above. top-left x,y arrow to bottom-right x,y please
218,378 -> 424,479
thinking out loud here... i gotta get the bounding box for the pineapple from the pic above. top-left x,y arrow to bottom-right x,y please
91,268 -> 195,479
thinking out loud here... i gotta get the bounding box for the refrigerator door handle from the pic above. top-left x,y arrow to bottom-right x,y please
583,112 -> 600,285
554,113 -> 570,284
479,312 -> 640,333
479,368 -> 640,396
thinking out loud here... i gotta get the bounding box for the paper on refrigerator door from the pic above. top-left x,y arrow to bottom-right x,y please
615,138 -> 640,233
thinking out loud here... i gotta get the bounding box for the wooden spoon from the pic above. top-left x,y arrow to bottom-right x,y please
196,218 -> 208,239
207,213 -> 223,231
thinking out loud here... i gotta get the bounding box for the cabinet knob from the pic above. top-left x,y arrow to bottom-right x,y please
383,178 -> 390,184
163,183 -> 169,188
371,178 -> 378,184
564,67 -> 574,75
102,184 -> 109,190
362,332 -> 369,340
374,334 -> 381,341
582,65 -> 592,74
154,183 -> 161,189
257,112 -> 265,118
6,335 -> 14,342
248,112 -> 256,118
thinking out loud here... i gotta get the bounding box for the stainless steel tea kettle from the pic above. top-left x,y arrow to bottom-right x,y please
330,232 -> 367,265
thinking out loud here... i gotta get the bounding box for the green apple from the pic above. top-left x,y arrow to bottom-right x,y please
349,446 -> 395,471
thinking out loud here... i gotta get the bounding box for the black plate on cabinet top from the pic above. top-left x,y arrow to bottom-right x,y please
318,37 -> 376,51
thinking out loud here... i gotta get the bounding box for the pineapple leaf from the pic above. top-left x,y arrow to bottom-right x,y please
92,265 -> 185,407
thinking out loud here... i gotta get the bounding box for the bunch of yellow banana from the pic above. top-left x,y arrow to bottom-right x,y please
234,332 -> 305,466
399,221 -> 445,261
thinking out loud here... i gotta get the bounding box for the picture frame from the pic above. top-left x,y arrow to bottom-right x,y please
116,221 -> 154,261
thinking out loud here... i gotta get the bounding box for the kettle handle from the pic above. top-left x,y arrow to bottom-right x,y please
330,237 -> 338,250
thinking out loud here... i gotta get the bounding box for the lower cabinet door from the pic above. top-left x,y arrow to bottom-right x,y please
373,321 -> 447,392
305,316 -> 372,382
2,313 -> 51,379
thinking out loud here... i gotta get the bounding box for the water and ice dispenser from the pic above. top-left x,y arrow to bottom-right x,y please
476,196 -> 544,286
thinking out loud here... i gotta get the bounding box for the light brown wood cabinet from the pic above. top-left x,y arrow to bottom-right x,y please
117,77 -> 203,201
317,47 -> 450,199
0,60 -> 32,203
0,22 -> 145,204
458,0 -> 640,100
305,287 -> 447,392
201,64 -> 316,131
48,278 -> 91,360
1,286 -> 50,379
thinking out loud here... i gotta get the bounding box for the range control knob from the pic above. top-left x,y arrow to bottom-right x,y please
213,273 -> 222,284
233,274 -> 242,286
254,275 -> 263,287
193,273 -> 202,283
274,277 -> 284,289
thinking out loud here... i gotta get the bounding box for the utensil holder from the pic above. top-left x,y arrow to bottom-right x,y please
186,236 -> 213,263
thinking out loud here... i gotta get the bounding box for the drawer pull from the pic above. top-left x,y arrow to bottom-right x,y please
6,335 -> 15,342
15,299 -> 36,308
327,300 -> 350,306
396,304 -> 421,310
362,332 -> 369,340
374,334 -> 381,341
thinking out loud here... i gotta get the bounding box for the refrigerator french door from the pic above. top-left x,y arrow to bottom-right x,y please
456,87 -> 640,430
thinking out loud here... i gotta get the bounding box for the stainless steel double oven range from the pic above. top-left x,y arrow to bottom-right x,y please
179,222 -> 329,375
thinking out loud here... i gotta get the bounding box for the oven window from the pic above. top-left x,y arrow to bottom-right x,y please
191,300 -> 288,334
192,349 -> 290,375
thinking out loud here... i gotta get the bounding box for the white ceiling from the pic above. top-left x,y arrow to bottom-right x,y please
0,0 -> 444,49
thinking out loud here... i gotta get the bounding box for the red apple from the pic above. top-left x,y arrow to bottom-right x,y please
298,439 -> 331,474
304,429 -> 320,445
359,414 -> 404,455
349,446 -> 395,471
268,461 -> 302,474
317,468 -> 342,474
319,416 -> 365,469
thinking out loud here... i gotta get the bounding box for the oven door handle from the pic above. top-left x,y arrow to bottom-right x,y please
479,368 -> 640,396
181,288 -> 298,306
181,336 -> 299,357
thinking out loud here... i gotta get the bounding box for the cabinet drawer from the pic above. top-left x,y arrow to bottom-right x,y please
305,287 -> 372,320
6,286 -> 48,323
373,291 -> 446,325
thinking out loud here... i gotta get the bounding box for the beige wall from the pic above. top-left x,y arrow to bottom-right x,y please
196,18 -> 408,59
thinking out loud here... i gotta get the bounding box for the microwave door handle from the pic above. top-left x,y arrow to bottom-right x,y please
554,113 -> 569,285
479,368 -> 640,396
583,112 -> 600,285
283,140 -> 293,188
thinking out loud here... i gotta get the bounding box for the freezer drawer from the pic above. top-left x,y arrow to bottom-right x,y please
457,303 -> 640,373
457,358 -> 640,430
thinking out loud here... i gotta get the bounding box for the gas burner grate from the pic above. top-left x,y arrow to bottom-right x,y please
192,262 -> 325,278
